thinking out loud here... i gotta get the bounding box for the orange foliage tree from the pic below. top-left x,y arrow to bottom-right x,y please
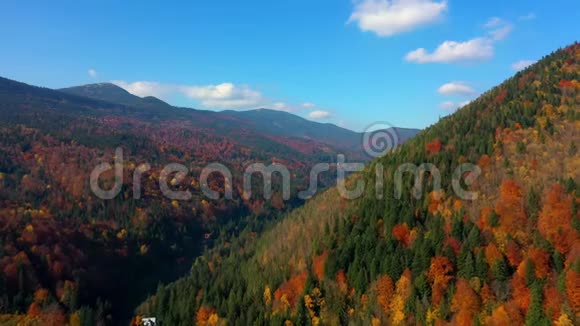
495,179 -> 528,235
566,267 -> 580,314
273,271 -> 308,312
451,279 -> 480,326
336,270 -> 348,293
538,184 -> 575,254
485,243 -> 503,265
543,285 -> 562,321
427,256 -> 454,305
313,252 -> 328,281
511,270 -> 531,312
375,275 -> 394,313
392,223 -> 411,247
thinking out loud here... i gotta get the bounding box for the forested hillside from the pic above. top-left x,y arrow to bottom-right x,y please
0,77 -> 372,324
135,43 -> 580,325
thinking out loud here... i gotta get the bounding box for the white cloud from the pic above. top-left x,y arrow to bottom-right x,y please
406,38 -> 494,63
406,16 -> 512,64
438,82 -> 476,96
271,102 -> 298,112
111,80 -> 324,112
273,102 -> 288,110
180,83 -> 264,109
511,60 -> 536,71
308,110 -> 331,119
112,81 -> 264,109
519,13 -> 536,21
111,80 -> 173,99
348,0 -> 447,37
88,69 -> 97,78
439,100 -> 470,112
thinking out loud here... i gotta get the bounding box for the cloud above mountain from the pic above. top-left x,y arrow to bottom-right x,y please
511,60 -> 536,71
405,16 -> 512,63
348,0 -> 447,37
180,83 -> 264,109
112,80 -> 265,109
438,82 -> 476,96
111,80 -> 334,122
308,110 -> 331,119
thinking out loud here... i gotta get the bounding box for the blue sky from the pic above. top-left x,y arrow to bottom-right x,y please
0,1 -> 578,131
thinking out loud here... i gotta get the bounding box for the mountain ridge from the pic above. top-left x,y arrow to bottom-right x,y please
60,82 -> 420,156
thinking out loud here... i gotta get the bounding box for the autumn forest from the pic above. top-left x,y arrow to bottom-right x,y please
0,17 -> 578,326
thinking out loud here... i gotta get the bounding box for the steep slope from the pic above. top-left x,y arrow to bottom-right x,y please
135,43 -> 580,325
0,76 -> 376,323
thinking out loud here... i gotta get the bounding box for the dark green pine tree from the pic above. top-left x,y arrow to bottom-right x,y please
491,257 -> 510,282
458,248 -> 475,279
525,282 -> 551,326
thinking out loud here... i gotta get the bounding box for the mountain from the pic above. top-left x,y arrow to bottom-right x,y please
60,82 -> 173,109
135,44 -> 580,325
0,71 -> 419,323
222,109 -> 360,151
0,75 -> 420,323
61,84 -> 419,156
223,109 -> 419,154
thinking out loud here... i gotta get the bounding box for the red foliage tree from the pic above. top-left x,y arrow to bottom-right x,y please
392,223 -> 411,247
425,139 -> 443,156
505,240 -> 522,268
527,247 -> 550,278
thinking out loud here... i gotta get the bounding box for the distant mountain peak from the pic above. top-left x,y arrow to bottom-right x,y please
59,83 -> 171,109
